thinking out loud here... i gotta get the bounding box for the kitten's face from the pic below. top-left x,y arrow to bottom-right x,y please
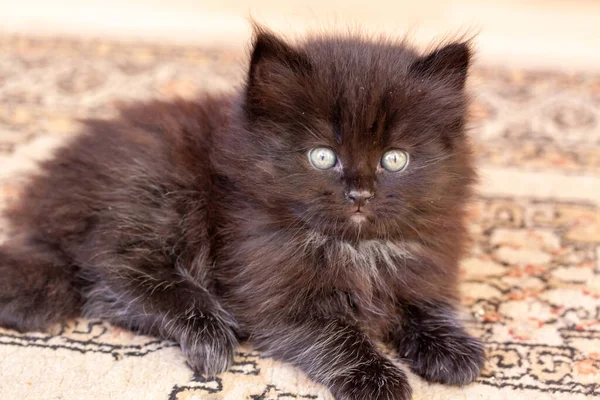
236,30 -> 475,241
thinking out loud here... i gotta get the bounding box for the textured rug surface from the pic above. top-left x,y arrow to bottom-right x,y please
0,36 -> 599,400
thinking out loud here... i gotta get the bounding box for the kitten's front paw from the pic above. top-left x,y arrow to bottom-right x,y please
178,314 -> 238,377
330,357 -> 412,400
397,325 -> 484,386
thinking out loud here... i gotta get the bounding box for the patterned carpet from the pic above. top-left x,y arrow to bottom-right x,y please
0,36 -> 599,399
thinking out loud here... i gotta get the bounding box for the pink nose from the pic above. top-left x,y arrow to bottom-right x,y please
345,190 -> 375,204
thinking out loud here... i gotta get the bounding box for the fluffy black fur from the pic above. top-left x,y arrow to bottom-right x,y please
0,26 -> 484,399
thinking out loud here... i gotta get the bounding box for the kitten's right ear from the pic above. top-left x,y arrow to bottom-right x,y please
245,25 -> 312,117
409,42 -> 472,90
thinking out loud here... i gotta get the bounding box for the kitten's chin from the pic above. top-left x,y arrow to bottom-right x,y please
343,212 -> 380,240
350,213 -> 367,224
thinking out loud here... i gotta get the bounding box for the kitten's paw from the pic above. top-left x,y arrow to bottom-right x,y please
397,326 -> 484,386
330,357 -> 412,400
179,314 -> 238,377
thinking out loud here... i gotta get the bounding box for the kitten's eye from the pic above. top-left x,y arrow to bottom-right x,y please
381,149 -> 409,172
308,147 -> 337,170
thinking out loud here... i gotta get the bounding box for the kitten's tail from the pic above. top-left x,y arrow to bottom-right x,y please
0,238 -> 82,332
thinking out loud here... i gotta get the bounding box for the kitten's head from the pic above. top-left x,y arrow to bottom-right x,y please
225,27 -> 476,242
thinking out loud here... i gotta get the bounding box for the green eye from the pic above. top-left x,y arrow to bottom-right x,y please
308,147 -> 337,170
381,149 -> 409,172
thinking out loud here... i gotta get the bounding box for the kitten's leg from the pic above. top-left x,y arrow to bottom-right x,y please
393,302 -> 484,386
0,239 -> 82,332
86,271 -> 238,376
254,317 -> 411,400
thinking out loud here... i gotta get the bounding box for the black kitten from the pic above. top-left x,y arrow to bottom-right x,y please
0,26 -> 484,399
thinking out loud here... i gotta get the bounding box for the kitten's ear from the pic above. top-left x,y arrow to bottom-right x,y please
410,42 -> 472,89
245,26 -> 312,117
248,26 -> 312,85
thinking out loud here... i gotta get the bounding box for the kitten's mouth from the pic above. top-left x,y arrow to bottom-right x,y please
350,210 -> 368,224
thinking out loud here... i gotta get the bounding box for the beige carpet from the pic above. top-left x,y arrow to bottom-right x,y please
0,36 -> 599,399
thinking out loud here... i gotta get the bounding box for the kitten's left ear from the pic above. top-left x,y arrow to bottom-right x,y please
245,25 -> 313,119
410,42 -> 472,89
248,26 -> 312,83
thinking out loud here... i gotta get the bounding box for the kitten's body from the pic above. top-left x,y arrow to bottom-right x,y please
0,28 -> 483,399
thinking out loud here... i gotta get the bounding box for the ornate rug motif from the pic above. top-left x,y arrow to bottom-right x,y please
0,36 -> 599,400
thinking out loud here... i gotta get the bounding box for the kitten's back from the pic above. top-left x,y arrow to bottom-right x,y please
0,95 -> 231,331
